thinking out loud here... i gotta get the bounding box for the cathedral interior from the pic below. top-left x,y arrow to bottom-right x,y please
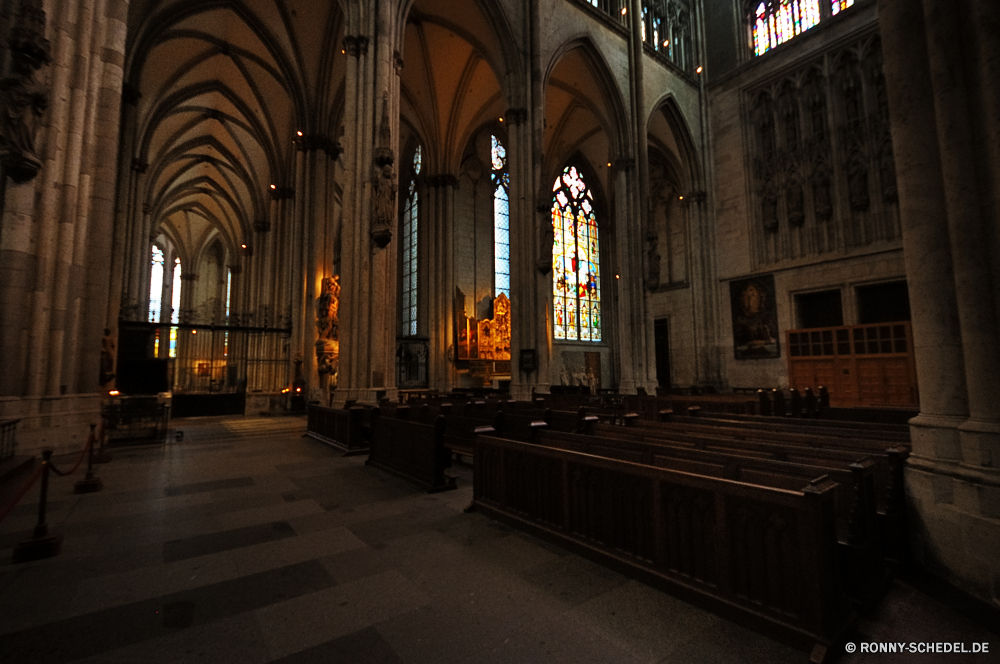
0,0 -> 998,659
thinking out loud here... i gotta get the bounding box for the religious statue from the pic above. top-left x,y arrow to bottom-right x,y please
0,1 -> 52,183
644,231 -> 661,291
315,275 -> 340,388
316,275 -> 340,341
99,328 -> 116,387
761,190 -> 779,231
371,163 -> 397,247
847,152 -> 870,212
786,183 -> 805,226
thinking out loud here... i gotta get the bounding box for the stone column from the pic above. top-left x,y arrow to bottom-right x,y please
880,0 -> 1000,606
923,0 -> 1000,463
879,0 -> 968,449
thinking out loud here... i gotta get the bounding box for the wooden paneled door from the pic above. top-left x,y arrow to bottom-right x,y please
786,322 -> 918,408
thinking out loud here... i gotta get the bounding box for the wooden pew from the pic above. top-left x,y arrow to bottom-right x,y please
535,429 -> 886,606
306,404 -> 368,455
366,407 -> 456,493
591,421 -> 910,565
666,410 -> 911,443
471,432 -> 854,662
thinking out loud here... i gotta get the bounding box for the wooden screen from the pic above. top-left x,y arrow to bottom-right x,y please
786,322 -> 917,408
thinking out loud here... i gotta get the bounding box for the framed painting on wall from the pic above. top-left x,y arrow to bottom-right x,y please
730,275 -> 780,360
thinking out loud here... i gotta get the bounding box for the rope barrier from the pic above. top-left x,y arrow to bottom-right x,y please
4,420 -> 107,562
49,431 -> 95,477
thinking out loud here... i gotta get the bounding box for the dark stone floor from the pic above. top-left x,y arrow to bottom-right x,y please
0,416 -> 996,663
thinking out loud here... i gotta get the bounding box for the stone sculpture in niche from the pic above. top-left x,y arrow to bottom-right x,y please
371,94 -> 395,248
0,0 -> 51,183
315,275 -> 340,389
786,182 -> 805,227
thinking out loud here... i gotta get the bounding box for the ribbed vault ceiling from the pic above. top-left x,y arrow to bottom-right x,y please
126,0 -> 346,267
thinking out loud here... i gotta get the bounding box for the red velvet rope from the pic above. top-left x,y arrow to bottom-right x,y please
49,430 -> 95,477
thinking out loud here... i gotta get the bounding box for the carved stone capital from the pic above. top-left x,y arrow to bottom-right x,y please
131,158 -> 148,173
180,273 -> 198,282
343,35 -> 369,57
269,186 -> 294,200
504,108 -> 528,125
394,51 -> 404,74
427,174 -> 458,188
295,133 -> 341,158
254,218 -> 270,232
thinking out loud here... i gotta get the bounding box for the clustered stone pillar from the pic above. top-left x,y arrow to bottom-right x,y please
879,0 -> 1000,606
0,0 -> 128,452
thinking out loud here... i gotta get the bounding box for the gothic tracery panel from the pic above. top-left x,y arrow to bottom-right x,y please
744,34 -> 899,267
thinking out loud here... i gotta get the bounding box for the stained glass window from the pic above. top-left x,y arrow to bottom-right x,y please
552,166 -> 601,342
170,257 -> 181,357
831,0 -> 853,15
148,245 -> 164,323
753,0 -> 822,57
492,135 -> 510,298
401,145 -> 421,337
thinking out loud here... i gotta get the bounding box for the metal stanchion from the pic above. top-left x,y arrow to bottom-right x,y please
74,425 -> 103,493
13,450 -> 63,563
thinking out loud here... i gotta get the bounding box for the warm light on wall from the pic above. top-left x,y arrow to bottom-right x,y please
696,66 -> 703,74
270,184 -> 276,189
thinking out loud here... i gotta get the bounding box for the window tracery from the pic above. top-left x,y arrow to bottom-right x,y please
492,135 -> 510,298
552,166 -> 601,342
401,145 -> 421,337
750,0 -> 856,57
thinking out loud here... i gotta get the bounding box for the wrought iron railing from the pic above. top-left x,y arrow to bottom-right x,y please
1,419 -> 20,463
396,338 -> 429,389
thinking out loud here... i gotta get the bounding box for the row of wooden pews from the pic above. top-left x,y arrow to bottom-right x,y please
469,399 -> 913,663
306,397 -> 582,493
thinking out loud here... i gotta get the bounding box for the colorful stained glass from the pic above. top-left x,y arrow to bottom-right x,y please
148,245 -> 164,322
492,135 -> 510,298
831,0 -> 854,15
551,166 -> 601,342
753,0 -> 821,57
401,146 -> 421,336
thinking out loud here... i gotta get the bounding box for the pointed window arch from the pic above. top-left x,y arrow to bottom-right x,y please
552,166 -> 602,342
492,135 -> 510,298
401,145 -> 421,337
149,245 -> 165,323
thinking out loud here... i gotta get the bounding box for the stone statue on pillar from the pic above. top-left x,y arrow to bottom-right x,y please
100,328 -> 116,387
0,0 -> 51,183
315,275 -> 340,390
371,94 -> 395,248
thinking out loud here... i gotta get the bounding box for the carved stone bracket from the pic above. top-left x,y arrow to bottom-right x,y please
344,35 -> 369,57
426,174 -> 458,188
269,186 -> 294,200
296,133 -> 342,158
504,108 -> 528,125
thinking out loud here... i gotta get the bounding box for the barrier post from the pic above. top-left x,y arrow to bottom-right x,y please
13,450 -> 63,563
74,424 -> 103,494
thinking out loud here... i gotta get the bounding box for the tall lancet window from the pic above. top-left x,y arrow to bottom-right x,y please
492,135 -> 510,298
149,245 -> 164,322
401,145 -> 421,337
552,166 -> 601,342
170,257 -> 181,357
